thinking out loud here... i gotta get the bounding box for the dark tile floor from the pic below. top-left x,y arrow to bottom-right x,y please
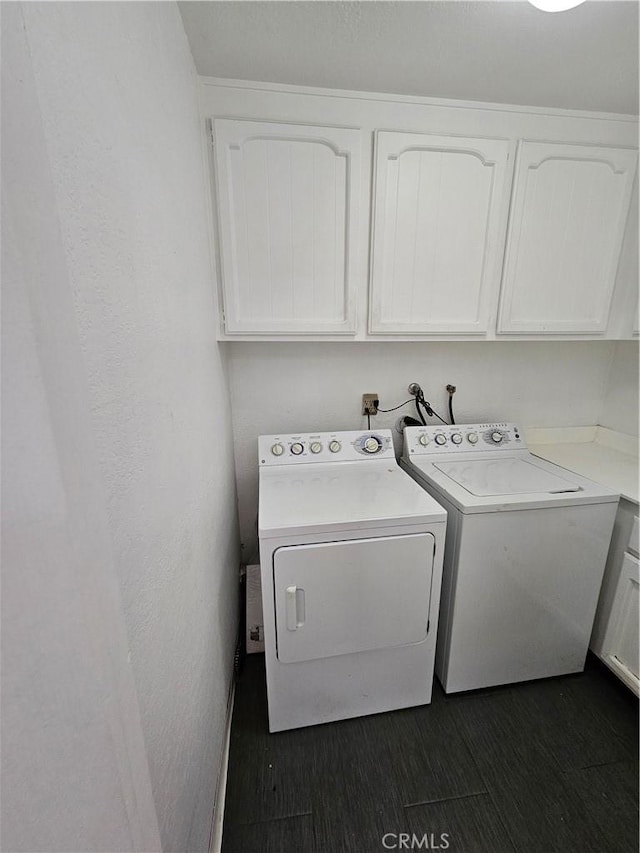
222,655 -> 638,853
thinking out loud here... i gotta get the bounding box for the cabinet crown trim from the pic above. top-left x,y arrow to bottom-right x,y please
200,76 -> 640,124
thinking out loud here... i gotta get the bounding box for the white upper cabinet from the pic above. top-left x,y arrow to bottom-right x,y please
498,141 -> 638,334
212,119 -> 362,334
204,82 -> 638,340
369,132 -> 511,334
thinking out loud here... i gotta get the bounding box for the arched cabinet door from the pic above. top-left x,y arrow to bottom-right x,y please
498,141 -> 638,335
212,118 -> 361,335
369,131 -> 511,335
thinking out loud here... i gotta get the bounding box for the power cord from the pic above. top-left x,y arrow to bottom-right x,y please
418,396 -> 448,425
375,398 -> 415,413
413,386 -> 448,425
446,384 -> 456,425
375,391 -> 449,425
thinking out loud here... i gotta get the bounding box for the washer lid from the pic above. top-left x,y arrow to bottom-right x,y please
433,457 -> 582,497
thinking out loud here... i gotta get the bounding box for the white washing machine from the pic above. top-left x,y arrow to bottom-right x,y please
258,429 -> 447,732
401,422 -> 619,694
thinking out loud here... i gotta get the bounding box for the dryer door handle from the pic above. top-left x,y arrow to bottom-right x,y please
285,586 -> 306,631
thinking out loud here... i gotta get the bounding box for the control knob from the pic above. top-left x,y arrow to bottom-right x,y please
291,442 -> 304,455
328,440 -> 341,453
363,436 -> 381,454
310,441 -> 323,454
419,434 -> 430,446
451,433 -> 463,445
491,432 -> 504,444
434,433 -> 447,446
271,443 -> 284,456
467,432 -> 478,444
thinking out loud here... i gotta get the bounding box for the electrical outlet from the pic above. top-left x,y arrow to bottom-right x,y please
362,393 -> 378,416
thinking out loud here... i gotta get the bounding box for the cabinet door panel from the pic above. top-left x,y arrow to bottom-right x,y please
213,119 -> 361,334
498,141 -> 637,334
370,132 -> 511,334
602,552 -> 639,696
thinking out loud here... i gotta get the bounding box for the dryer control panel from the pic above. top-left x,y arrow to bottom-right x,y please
404,423 -> 527,456
259,429 -> 395,466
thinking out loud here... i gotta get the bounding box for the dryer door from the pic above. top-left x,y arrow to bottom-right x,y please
273,533 -> 435,664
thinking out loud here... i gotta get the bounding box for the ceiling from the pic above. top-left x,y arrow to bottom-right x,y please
179,0 -> 639,114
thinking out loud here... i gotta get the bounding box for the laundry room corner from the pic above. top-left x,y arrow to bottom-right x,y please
599,341 -> 640,438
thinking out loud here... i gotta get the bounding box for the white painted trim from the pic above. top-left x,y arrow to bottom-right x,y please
199,76 -> 639,123
198,93 -> 225,340
218,333 -> 630,343
209,681 -> 235,853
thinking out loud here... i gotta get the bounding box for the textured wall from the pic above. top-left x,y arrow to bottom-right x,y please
180,0 -> 639,114
2,4 -> 160,850
4,3 -> 239,851
599,342 -> 640,437
226,340 -> 619,559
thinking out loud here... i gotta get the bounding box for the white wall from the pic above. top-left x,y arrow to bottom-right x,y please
1,5 -> 160,850
599,341 -> 640,437
2,3 -> 239,851
227,340 -> 618,558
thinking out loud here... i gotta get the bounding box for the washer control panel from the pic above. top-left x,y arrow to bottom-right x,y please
405,423 -> 526,456
259,430 -> 394,465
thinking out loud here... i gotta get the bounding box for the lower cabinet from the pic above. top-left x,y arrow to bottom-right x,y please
591,503 -> 639,695
601,552 -> 639,694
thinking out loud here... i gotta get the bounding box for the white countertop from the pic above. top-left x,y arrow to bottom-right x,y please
525,426 -> 639,505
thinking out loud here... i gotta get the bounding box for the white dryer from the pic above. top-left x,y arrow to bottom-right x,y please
401,423 -> 619,694
258,429 -> 447,732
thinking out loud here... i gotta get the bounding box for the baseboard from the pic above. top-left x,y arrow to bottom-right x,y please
209,680 -> 235,853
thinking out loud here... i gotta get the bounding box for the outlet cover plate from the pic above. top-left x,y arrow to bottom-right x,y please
362,393 -> 378,415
